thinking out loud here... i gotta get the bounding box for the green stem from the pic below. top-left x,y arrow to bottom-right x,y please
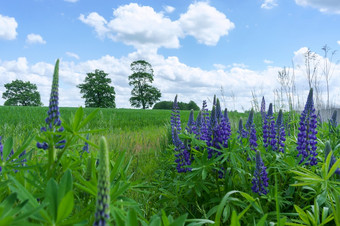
275,173 -> 281,226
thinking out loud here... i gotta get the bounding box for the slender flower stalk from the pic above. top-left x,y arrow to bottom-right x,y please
274,110 -> 286,153
296,89 -> 318,166
37,59 -> 65,154
171,95 -> 181,144
261,96 -> 266,122
94,137 -> 110,226
251,151 -> 269,195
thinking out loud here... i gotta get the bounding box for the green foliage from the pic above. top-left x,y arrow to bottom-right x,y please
77,69 -> 116,108
153,100 -> 199,110
2,79 -> 42,106
129,60 -> 161,109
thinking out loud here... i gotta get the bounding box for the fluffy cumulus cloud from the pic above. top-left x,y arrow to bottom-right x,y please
178,2 -> 235,45
0,14 -> 18,40
295,0 -> 340,14
2,47 -> 339,110
261,0 -> 278,9
79,2 -> 234,50
26,33 -> 46,44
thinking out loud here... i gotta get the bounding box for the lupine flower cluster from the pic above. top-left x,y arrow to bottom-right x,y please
324,141 -> 340,175
261,96 -> 266,122
263,103 -> 276,149
171,95 -> 181,144
329,110 -> 337,133
37,59 -> 66,150
251,151 -> 269,195
296,89 -> 318,166
237,119 -> 248,142
245,109 -> 258,152
94,137 -> 111,226
80,134 -> 90,157
170,96 -> 231,176
274,110 -> 286,153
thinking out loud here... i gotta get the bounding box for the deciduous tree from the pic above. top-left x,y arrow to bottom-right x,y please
2,79 -> 42,106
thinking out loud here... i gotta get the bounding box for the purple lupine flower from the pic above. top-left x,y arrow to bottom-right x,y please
171,95 -> 181,144
223,108 -> 232,139
324,141 -> 340,175
263,103 -> 276,149
261,96 -> 266,122
0,137 -> 26,173
173,128 -> 192,173
186,110 -> 196,134
37,59 -> 65,150
237,118 -> 248,142
274,110 -> 286,153
199,100 -> 212,146
246,109 -> 258,151
251,151 -> 269,195
81,134 -> 90,157
215,98 -> 222,123
329,110 -> 337,133
296,89 -> 318,166
94,137 -> 110,226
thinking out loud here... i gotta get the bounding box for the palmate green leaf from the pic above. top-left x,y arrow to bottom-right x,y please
72,107 -> 84,131
58,169 -> 73,205
45,179 -> 58,222
56,191 -> 74,224
126,208 -> 138,226
2,137 -> 13,161
294,205 -> 310,225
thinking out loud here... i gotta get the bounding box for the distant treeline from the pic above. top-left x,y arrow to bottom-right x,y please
153,100 -> 199,110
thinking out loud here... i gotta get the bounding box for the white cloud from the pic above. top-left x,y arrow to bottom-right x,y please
0,14 -> 18,40
64,0 -> 79,2
79,12 -> 109,39
79,2 -> 234,51
178,2 -> 235,45
295,0 -> 340,14
66,52 -> 80,59
26,33 -> 46,44
261,0 -> 278,9
337,40 -> 340,45
264,59 -> 273,64
3,47 -> 339,111
164,5 -> 175,13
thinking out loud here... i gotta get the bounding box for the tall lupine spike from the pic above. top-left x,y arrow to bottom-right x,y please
263,103 -> 276,149
245,109 -> 254,132
275,110 -> 286,153
210,105 -> 217,128
171,95 -> 181,144
261,96 -> 266,122
215,98 -> 222,123
251,151 -> 269,195
267,103 -> 273,116
173,128 -> 192,173
224,108 -> 229,123
237,118 -> 248,142
186,110 -> 195,134
329,110 -> 337,130
94,137 -> 110,226
296,89 -> 318,166
324,141 -> 340,175
213,95 -> 216,106
37,59 -> 65,151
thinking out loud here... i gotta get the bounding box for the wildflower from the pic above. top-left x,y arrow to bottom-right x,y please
263,103 -> 276,149
296,89 -> 318,166
94,137 -> 110,226
246,109 -> 258,151
261,96 -> 266,122
237,118 -> 248,142
173,129 -> 192,173
37,59 -> 66,150
81,134 -> 90,157
0,136 -> 26,173
186,109 -> 196,134
274,110 -> 286,153
251,151 -> 269,195
171,95 -> 181,144
329,110 -> 337,133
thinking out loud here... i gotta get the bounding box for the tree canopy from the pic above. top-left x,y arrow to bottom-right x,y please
153,100 -> 199,110
129,60 -> 161,109
2,79 -> 42,106
77,69 -> 116,108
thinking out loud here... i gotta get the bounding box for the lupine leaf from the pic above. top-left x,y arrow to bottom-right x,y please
56,191 -> 74,224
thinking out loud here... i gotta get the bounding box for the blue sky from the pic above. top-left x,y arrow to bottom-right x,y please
0,0 -> 340,110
